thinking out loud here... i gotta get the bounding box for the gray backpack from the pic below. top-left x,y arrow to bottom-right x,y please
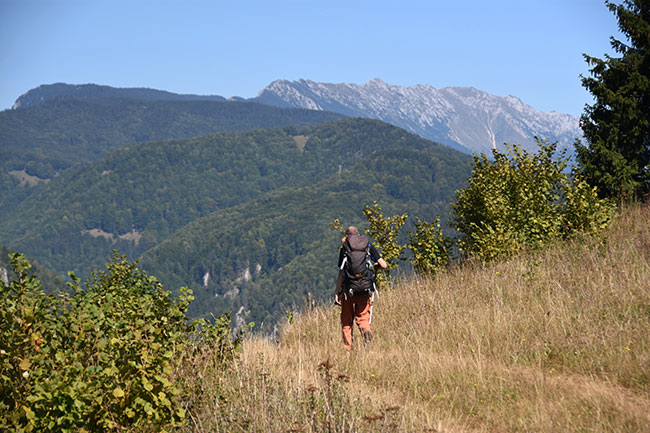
340,234 -> 376,295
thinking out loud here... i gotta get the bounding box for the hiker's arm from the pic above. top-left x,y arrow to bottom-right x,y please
334,270 -> 344,305
369,245 -> 388,269
335,269 -> 344,293
335,247 -> 345,293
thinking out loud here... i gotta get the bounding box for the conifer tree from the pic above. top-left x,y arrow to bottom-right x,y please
575,0 -> 650,199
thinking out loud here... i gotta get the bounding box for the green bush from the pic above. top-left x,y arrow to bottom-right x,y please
0,252 -> 239,432
362,201 -> 408,285
451,140 -> 616,262
406,217 -> 452,276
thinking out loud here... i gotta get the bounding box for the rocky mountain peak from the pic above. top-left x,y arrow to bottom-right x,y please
253,79 -> 582,155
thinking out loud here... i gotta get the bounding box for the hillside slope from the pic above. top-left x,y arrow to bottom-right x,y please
0,89 -> 345,219
199,203 -> 650,432
10,82 -> 228,110
0,119 -> 471,299
0,96 -> 344,183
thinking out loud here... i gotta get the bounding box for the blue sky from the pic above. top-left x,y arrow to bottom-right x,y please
1,0 -> 621,115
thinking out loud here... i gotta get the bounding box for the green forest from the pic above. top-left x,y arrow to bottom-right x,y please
140,146 -> 470,328
0,96 -> 344,208
0,103 -> 472,329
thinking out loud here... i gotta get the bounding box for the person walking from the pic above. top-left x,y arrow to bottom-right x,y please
335,226 -> 387,351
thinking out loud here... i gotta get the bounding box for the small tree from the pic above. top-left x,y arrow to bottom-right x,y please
362,201 -> 407,285
452,140 -> 615,262
576,0 -> 650,199
329,218 -> 345,236
406,216 -> 452,276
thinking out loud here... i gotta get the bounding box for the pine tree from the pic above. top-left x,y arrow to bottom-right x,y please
575,0 -> 650,200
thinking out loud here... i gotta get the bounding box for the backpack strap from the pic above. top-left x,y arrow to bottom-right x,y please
339,236 -> 352,270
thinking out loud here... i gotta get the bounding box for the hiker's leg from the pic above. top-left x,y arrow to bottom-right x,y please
354,293 -> 373,338
340,295 -> 354,350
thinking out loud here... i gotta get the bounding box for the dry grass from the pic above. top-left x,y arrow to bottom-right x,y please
180,203 -> 650,432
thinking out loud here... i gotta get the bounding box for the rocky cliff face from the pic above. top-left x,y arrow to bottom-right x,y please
253,78 -> 582,154
1,267 -> 8,285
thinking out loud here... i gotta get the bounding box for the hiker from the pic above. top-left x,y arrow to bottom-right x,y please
335,226 -> 387,351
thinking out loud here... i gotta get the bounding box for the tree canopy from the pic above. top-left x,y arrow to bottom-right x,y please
576,0 -> 650,199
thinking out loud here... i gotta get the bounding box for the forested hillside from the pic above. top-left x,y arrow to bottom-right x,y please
10,82 -> 229,110
140,146 -> 470,328
0,117 -> 472,328
0,96 -> 344,210
1,97 -> 345,176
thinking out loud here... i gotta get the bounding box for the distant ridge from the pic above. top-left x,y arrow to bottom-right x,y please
252,78 -> 583,154
12,80 -> 583,156
1,93 -> 345,179
11,83 -> 228,110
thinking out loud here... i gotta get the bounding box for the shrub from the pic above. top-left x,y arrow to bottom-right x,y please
452,140 -> 616,262
0,252 -> 238,432
362,201 -> 407,285
406,216 -> 452,275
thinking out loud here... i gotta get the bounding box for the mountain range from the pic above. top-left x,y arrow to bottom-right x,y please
253,78 -> 582,154
12,79 -> 583,156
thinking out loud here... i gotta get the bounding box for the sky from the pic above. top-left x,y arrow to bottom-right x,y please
0,0 -> 622,116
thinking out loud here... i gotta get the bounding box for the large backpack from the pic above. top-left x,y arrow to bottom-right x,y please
340,234 -> 376,296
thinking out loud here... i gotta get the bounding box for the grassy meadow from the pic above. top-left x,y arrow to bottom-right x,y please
178,203 -> 650,432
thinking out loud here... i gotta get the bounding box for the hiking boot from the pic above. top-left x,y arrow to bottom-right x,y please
363,330 -> 373,344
